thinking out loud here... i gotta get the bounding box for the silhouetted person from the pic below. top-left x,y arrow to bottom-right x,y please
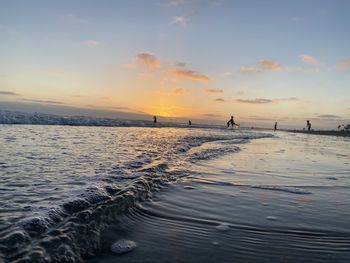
188,120 -> 192,126
227,116 -> 239,128
154,116 -> 157,123
274,122 -> 277,131
306,120 -> 311,131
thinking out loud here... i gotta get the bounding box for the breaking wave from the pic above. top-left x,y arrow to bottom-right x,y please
0,126 -> 272,262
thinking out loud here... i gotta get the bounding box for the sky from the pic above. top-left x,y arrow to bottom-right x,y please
1,0 -> 350,128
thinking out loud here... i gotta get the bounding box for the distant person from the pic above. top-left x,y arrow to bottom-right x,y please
306,120 -> 311,131
188,120 -> 192,126
227,116 -> 239,128
274,122 -> 277,131
154,116 -> 157,123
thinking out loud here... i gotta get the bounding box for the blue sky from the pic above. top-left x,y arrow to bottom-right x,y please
1,0 -> 350,128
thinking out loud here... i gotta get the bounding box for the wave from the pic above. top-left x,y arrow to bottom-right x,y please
0,110 -> 220,129
0,128 -> 273,263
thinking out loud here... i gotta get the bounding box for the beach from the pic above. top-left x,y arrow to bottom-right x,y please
0,125 -> 349,263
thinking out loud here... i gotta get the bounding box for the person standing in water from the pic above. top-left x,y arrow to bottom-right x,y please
274,122 -> 277,131
306,120 -> 311,131
227,116 -> 239,128
154,116 -> 157,123
188,120 -> 192,126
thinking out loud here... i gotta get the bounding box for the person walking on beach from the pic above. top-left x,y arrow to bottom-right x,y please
306,120 -> 311,131
274,122 -> 277,131
227,116 -> 239,128
154,116 -> 157,123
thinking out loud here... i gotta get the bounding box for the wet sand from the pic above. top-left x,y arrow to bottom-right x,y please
286,129 -> 350,137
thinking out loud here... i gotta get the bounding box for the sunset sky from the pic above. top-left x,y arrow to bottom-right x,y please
1,0 -> 350,128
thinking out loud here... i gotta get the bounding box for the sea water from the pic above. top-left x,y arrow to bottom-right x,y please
0,125 -> 349,262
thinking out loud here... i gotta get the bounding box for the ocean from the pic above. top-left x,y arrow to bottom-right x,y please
0,125 -> 349,263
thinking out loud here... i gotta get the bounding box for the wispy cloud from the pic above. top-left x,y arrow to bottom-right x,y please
338,58 -> 350,70
174,62 -> 186,68
61,14 -> 88,25
20,98 -> 65,105
202,113 -> 223,118
318,114 -> 341,119
236,98 -> 274,104
204,88 -> 224,93
277,97 -> 299,102
173,69 -> 209,81
160,87 -> 189,96
135,52 -> 161,69
81,40 -> 100,48
172,16 -> 188,26
214,97 -> 298,104
300,54 -> 318,65
240,66 -> 260,73
173,87 -> 188,95
0,91 -> 20,96
258,60 -> 282,71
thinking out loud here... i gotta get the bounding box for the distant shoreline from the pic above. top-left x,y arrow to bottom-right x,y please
284,129 -> 350,137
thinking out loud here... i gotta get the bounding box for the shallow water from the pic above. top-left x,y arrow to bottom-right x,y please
0,125 -> 268,262
0,125 -> 349,262
88,132 -> 350,263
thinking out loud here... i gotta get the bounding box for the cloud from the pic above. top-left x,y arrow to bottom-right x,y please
300,54 -> 318,65
174,62 -> 187,68
204,88 -> 224,93
202,113 -> 223,118
318,114 -> 341,119
258,60 -> 282,71
0,91 -> 20,96
214,96 -> 297,105
160,88 -> 189,96
172,16 -> 188,26
173,87 -> 188,95
338,58 -> 350,70
81,40 -> 100,47
173,69 -> 209,81
135,52 -> 161,69
61,14 -> 88,25
20,98 -> 65,105
277,97 -> 299,102
239,66 -> 260,73
236,98 -> 274,104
